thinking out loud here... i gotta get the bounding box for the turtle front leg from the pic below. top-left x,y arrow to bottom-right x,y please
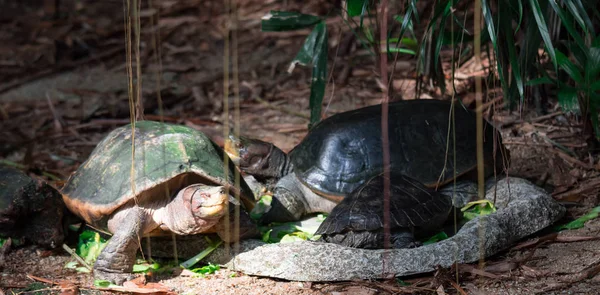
94,206 -> 146,285
261,174 -> 338,223
261,174 -> 309,223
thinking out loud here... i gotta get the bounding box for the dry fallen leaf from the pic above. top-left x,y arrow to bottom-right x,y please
58,281 -> 79,295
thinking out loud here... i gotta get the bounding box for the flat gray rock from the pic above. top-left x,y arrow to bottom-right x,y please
204,177 -> 565,281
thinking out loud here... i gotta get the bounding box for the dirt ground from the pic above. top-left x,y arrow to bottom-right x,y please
1,0 -> 600,294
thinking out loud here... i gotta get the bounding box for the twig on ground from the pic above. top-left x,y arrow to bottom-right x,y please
553,178 -> 600,199
61,244 -> 92,271
537,260 -> 600,293
45,93 -> 63,132
446,279 -> 469,295
499,111 -> 563,128
549,148 -> 595,170
476,96 -> 504,114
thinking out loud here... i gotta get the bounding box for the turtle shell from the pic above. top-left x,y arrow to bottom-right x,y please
314,172 -> 452,237
62,121 -> 253,227
289,99 -> 506,198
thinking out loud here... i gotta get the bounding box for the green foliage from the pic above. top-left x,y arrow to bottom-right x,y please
259,214 -> 326,243
69,229 -> 164,274
410,0 -> 600,135
532,40 -> 600,137
0,235 -> 22,247
261,11 -> 321,31
94,279 -> 118,288
422,231 -> 449,245
264,1 -> 600,136
190,263 -> 220,276
557,206 -> 600,230
262,11 -> 328,128
347,0 -> 368,17
461,199 -> 497,221
64,260 -> 91,273
132,260 -> 161,273
250,194 -> 273,220
77,229 -> 108,265
180,236 -> 222,269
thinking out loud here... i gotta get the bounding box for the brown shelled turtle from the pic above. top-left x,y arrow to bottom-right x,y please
226,99 -> 508,223
62,121 -> 258,284
0,166 -> 68,249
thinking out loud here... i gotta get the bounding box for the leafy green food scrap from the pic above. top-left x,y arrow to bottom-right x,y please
461,199 -> 497,221
77,229 -> 108,264
191,263 -> 220,276
558,206 -> 600,230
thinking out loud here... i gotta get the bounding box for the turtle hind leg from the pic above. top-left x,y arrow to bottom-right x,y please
93,206 -> 146,285
390,230 -> 421,249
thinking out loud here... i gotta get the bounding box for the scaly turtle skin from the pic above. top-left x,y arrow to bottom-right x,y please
314,172 -> 453,249
62,121 -> 258,284
0,166 -> 67,249
225,99 -> 508,223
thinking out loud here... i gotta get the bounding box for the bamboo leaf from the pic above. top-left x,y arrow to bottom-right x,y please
309,22 -> 328,129
482,0 -> 510,100
261,11 -> 321,32
571,0 -> 595,35
563,0 -> 588,33
557,86 -> 580,113
586,47 -> 600,81
547,0 -> 587,52
429,0 -> 452,31
528,0 -> 557,71
590,80 -> 600,92
555,49 -> 584,83
564,40 -> 588,68
409,0 -> 420,24
589,93 -> 600,138
500,2 -> 523,100
433,13 -> 448,75
386,47 -> 417,55
391,3 -> 416,58
526,76 -> 554,86
346,0 -> 368,17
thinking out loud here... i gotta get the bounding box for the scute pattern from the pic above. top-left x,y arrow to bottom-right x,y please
315,172 -> 452,236
61,121 -> 251,225
290,100 -> 505,196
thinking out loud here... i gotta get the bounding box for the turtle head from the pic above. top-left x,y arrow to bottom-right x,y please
162,184 -> 228,235
224,134 -> 290,181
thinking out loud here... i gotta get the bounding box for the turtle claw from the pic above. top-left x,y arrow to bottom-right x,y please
93,268 -> 140,285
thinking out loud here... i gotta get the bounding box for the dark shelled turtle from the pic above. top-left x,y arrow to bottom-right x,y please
0,166 -> 67,248
226,99 -> 508,222
61,121 -> 258,285
314,172 -> 453,249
